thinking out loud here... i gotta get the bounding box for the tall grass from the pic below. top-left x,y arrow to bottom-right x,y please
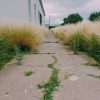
51,21 -> 100,64
2,27 -> 38,51
0,25 -> 48,51
0,37 -> 15,69
86,34 -> 100,63
68,31 -> 88,54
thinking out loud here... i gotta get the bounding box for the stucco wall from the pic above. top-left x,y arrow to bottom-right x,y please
0,0 -> 28,24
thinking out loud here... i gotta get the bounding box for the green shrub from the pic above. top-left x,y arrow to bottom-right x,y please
0,37 -> 15,69
14,45 -> 24,65
86,34 -> 100,63
69,32 -> 87,54
88,12 -> 100,22
63,13 -> 83,25
68,32 -> 100,63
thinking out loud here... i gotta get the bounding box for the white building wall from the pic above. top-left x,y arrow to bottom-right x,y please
0,0 -> 28,24
0,0 -> 45,26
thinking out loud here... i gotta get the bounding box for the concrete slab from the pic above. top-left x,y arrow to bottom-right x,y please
0,33 -> 100,100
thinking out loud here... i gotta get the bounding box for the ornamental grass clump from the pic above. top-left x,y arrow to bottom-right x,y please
0,37 -> 15,69
68,31 -> 87,54
0,26 -> 39,52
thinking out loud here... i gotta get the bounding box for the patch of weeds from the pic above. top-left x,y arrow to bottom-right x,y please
42,68 -> 60,100
0,37 -> 16,70
48,64 -> 53,68
86,34 -> 100,64
88,74 -> 100,79
69,32 -> 87,54
24,71 -> 34,76
25,48 -> 39,54
38,56 -> 60,100
32,49 -> 39,54
37,84 -> 44,89
14,45 -> 24,65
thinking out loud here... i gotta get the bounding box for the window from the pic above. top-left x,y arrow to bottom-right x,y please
38,11 -> 42,25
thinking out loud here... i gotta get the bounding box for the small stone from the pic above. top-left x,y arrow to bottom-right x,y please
0,91 -> 9,96
69,75 -> 79,81
24,89 -> 28,94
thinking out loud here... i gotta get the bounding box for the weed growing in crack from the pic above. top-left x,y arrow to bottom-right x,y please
42,68 -> 60,100
88,74 -> 100,79
38,56 -> 60,100
24,71 -> 34,76
37,84 -> 44,89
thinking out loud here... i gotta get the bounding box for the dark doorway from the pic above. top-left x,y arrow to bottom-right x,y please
39,11 -> 42,25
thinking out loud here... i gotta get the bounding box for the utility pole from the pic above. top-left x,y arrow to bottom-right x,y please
49,16 -> 50,26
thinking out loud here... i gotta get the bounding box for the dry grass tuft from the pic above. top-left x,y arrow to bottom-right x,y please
51,21 -> 100,45
0,24 -> 49,51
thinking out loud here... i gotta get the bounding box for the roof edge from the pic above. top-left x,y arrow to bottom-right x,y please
39,0 -> 45,15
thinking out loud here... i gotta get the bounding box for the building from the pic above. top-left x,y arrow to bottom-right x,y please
0,0 -> 45,26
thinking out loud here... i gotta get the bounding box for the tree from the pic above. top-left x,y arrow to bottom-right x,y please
63,13 -> 83,24
88,12 -> 100,22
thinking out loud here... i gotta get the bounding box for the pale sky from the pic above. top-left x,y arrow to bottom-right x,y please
42,0 -> 100,25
